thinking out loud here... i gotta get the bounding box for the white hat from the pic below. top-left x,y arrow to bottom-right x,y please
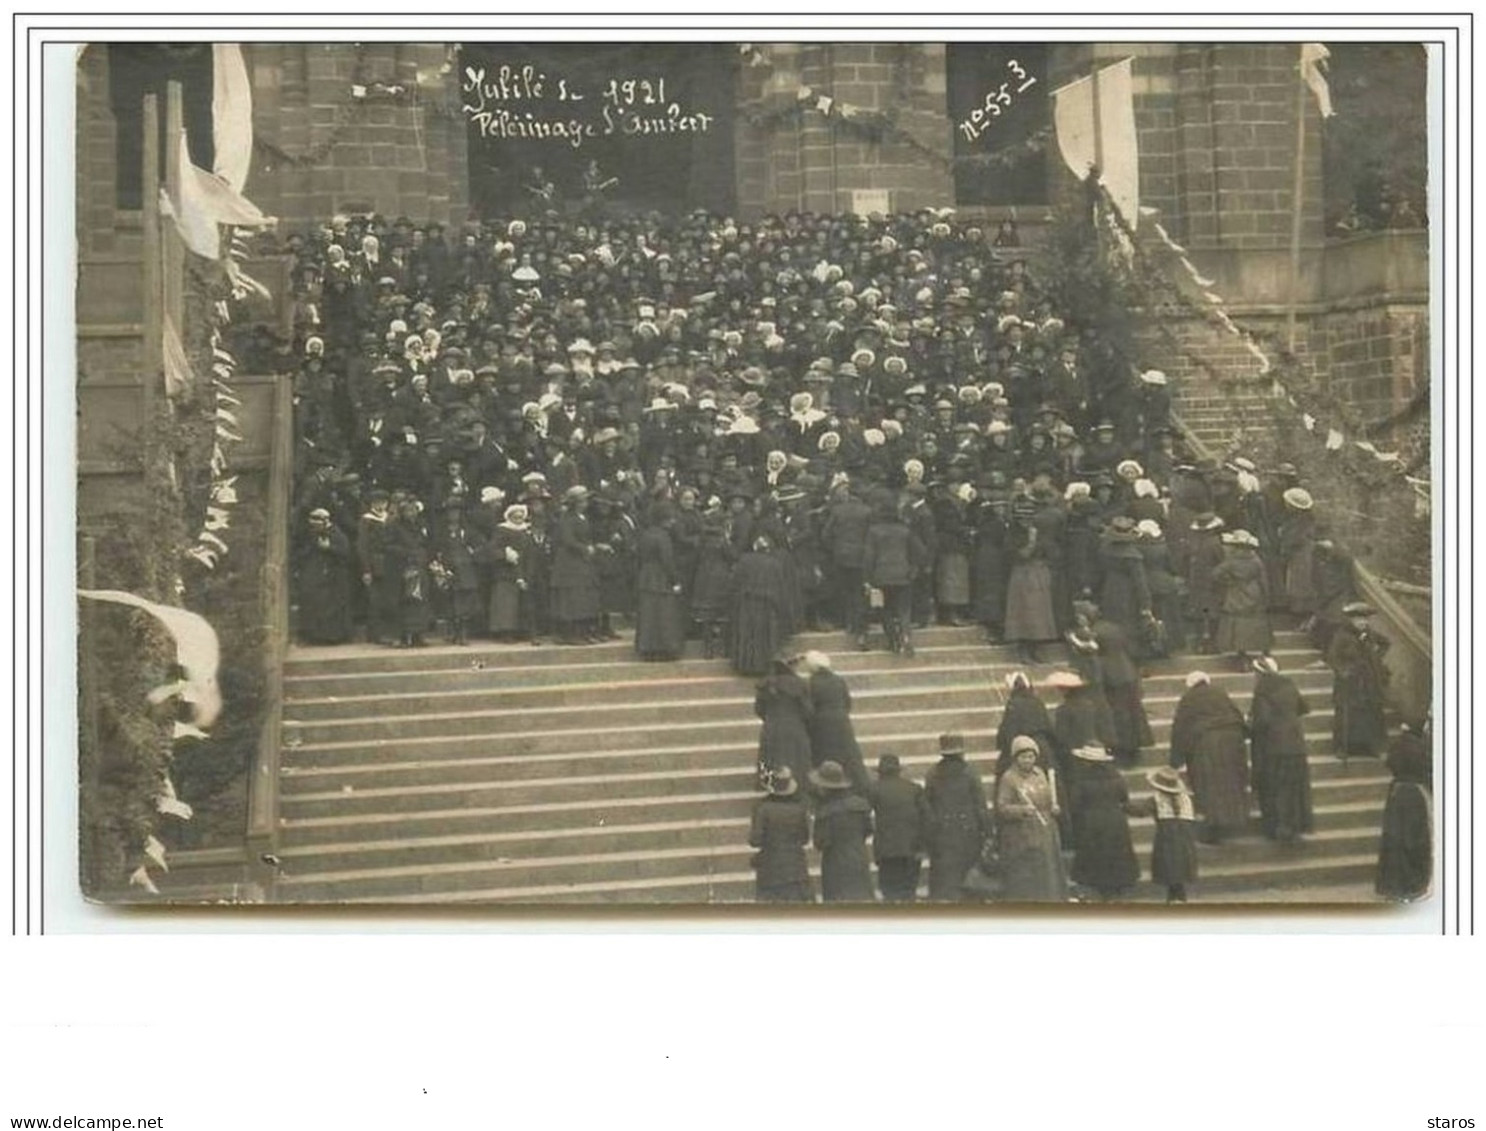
1139,369 -> 1168,386
1133,478 -> 1159,499
1116,459 -> 1144,480
479,486 -> 506,504
1136,519 -> 1163,539
1005,671 -> 1031,691
1185,671 -> 1211,688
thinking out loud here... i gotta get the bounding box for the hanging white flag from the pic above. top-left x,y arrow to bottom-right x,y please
156,775 -> 194,820
169,136 -> 275,260
1052,57 -> 1140,226
212,44 -> 254,193
163,315 -> 193,399
144,835 -> 170,872
1300,44 -> 1336,119
78,589 -> 222,727
129,866 -> 160,895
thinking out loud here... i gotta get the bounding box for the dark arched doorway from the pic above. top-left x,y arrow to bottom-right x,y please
460,42 -> 738,217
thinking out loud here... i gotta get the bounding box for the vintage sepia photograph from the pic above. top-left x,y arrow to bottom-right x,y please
73,36 -> 1435,910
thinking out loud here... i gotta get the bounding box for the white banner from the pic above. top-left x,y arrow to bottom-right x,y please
1053,57 -> 1140,227
212,44 -> 254,193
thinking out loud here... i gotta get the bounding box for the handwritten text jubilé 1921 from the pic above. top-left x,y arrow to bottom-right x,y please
462,65 -> 715,148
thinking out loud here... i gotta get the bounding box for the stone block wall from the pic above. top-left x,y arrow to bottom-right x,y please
245,43 -> 469,226
75,46 -> 144,261
734,43 -> 954,217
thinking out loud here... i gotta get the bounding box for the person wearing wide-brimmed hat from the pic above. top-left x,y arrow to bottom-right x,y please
1375,718 -> 1432,901
755,655 -> 815,798
810,760 -> 876,902
995,734 -> 1068,902
1211,529 -> 1274,668
822,479 -> 875,650
1097,515 -> 1153,654
923,733 -> 994,901
1127,768 -> 1200,903
1325,602 -> 1391,765
1247,656 -> 1315,843
1002,504 -> 1059,663
634,501 -> 686,661
861,490 -> 927,656
1169,671 -> 1251,843
1277,485 -> 1320,623
869,753 -> 932,902
1065,743 -> 1139,900
748,767 -> 813,904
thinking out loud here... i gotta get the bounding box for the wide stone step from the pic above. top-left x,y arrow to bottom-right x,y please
279,725 -> 1371,801
283,663 -> 1334,721
280,698 -> 1338,764
277,766 -> 1387,848
349,856 -> 1382,905
276,795 -> 1386,876
281,682 -> 1338,747
276,827 -> 1385,903
278,728 -> 1351,820
282,627 -> 1317,678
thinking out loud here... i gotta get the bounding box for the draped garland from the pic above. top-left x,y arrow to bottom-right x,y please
1091,182 -> 1430,506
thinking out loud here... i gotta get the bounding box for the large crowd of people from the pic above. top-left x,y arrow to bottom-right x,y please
255,204 -> 1426,903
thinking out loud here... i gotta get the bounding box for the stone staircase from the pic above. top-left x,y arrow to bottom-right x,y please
271,627 -> 1388,905
1173,383 -> 1283,455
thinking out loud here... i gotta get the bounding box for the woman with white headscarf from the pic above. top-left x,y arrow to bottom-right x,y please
1169,671 -> 1251,843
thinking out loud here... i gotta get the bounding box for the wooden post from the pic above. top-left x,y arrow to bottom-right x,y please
163,81 -> 186,331
140,94 -> 162,483
1286,50 -> 1308,352
1090,57 -> 1105,173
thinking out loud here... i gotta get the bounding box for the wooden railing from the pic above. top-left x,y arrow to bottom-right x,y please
245,371 -> 295,895
1172,412 -> 1433,721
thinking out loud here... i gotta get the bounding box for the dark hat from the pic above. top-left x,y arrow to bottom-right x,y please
767,766 -> 800,797
1147,767 -> 1189,794
937,733 -> 967,757
877,754 -> 902,776
808,760 -> 853,792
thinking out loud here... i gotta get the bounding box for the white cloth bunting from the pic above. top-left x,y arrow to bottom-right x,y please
78,590 -> 222,726
129,866 -> 159,895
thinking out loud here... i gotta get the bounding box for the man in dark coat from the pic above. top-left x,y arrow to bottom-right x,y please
294,508 -> 354,644
923,733 -> 993,901
1375,720 -> 1432,901
356,490 -> 398,644
1247,656 -> 1314,842
1326,603 -> 1391,765
748,768 -> 813,903
822,481 -> 874,648
869,754 -> 932,902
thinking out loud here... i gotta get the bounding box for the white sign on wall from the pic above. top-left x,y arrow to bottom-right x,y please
849,189 -> 891,216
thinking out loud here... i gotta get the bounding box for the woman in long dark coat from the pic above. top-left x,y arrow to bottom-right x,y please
970,490 -> 1011,642
387,500 -> 432,647
295,509 -> 354,644
1169,672 -> 1251,843
924,733 -> 993,901
690,511 -> 735,658
1186,513 -> 1226,652
995,671 -> 1056,780
1278,489 -> 1319,618
1326,606 -> 1391,763
635,505 -> 685,661
995,736 -> 1068,902
481,504 -> 534,641
810,761 -> 875,901
1097,518 -> 1152,649
802,651 -> 871,794
1137,519 -> 1186,654
749,768 -> 813,903
731,536 -> 789,677
1211,532 -> 1273,665
755,657 -> 814,792
550,485 -> 601,644
1003,515 -> 1059,663
1066,743 -> 1140,899
1092,610 -> 1153,767
1247,656 -> 1314,842
1376,722 -> 1432,901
